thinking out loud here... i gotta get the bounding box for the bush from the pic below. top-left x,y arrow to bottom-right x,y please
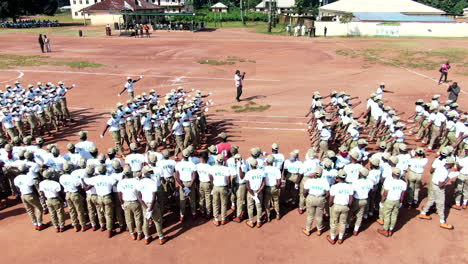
168,8 -> 268,23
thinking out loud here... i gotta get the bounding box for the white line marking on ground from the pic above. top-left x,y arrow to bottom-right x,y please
0,69 -> 280,82
214,126 -> 306,131
211,113 -> 306,119
0,70 -> 24,84
209,119 -> 307,125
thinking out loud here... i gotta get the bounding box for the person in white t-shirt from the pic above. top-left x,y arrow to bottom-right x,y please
14,165 -> 47,230
234,70 -> 245,102
327,173 -> 353,245
244,159 -> 265,228
75,131 -> 96,159
109,160 -> 126,232
138,166 -> 168,245
349,168 -> 373,236
263,155 -> 282,222
39,170 -> 66,232
406,148 -> 428,207
117,165 -> 143,241
196,152 -> 213,218
174,149 -> 197,221
230,153 -> 247,222
378,167 -> 407,237
453,145 -> 468,209
419,158 -> 455,230
101,110 -> 124,155
367,158 -> 382,217
157,149 -> 177,211
210,154 -> 231,226
118,76 -> 142,99
302,166 -> 329,236
125,143 -> 146,177
375,82 -> 393,100
283,150 -> 303,210
271,143 -> 285,170
343,151 -> 363,184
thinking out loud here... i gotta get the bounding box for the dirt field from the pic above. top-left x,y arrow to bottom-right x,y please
0,28 -> 467,263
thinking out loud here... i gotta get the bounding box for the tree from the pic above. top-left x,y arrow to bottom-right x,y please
415,0 -> 467,14
0,0 -> 58,21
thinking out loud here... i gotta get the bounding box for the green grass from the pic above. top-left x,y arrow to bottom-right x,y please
215,109 -> 227,112
197,59 -> 235,65
231,101 -> 270,113
0,26 -> 104,37
226,56 -> 256,63
0,54 -> 103,69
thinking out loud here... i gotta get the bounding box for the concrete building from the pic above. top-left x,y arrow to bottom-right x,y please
70,0 -> 105,19
464,7 -> 468,17
211,2 -> 228,13
255,0 -> 295,13
145,0 -> 190,13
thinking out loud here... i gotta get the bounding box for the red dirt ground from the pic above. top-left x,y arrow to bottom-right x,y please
0,28 -> 467,263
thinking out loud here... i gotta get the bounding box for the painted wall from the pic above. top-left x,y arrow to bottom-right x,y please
314,21 -> 468,37
87,12 -> 122,25
70,0 -> 102,19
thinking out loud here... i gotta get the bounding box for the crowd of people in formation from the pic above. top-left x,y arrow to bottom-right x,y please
0,19 -> 60,28
0,80 -> 73,141
107,79 -> 212,159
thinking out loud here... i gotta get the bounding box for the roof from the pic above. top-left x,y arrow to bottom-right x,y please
319,0 -> 445,15
82,0 -> 162,12
256,0 -> 295,9
211,2 -> 228,8
354,12 -> 454,22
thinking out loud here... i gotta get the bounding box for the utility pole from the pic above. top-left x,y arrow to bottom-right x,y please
240,0 -> 245,25
268,0 -> 272,32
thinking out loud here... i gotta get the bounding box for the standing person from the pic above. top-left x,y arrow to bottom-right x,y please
118,76 -> 142,99
44,35 -> 51,52
447,82 -> 461,103
210,154 -> 231,226
235,70 -> 246,102
38,34 -> 44,53
216,132 -> 232,161
302,167 -> 330,237
196,152 -> 213,218
117,166 -> 143,241
39,170 -> 67,233
452,145 -> 468,209
327,172 -> 353,245
378,168 -> 407,237
263,155 -> 282,221
157,149 -> 177,211
406,148 -> 428,208
349,168 -> 373,236
174,149 -> 197,221
324,26 -> 327,37
438,61 -> 451,85
244,159 -> 266,228
105,24 -> 111,36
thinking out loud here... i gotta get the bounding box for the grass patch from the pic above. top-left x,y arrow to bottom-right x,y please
231,101 -> 270,113
197,59 -> 235,65
0,54 -> 103,69
216,109 -> 227,112
227,56 -> 256,63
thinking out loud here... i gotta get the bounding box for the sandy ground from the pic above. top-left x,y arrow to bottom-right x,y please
0,28 -> 467,263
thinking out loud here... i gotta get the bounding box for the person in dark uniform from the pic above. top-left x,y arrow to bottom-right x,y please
38,34 -> 44,53
312,25 -> 316,37
235,70 -> 246,102
324,27 -> 327,37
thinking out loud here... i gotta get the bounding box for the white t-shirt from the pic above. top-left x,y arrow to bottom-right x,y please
175,160 -> 196,182
196,163 -> 212,183
244,157 -> 265,171
210,165 -> 230,187
271,153 -> 285,170
59,174 -> 81,193
330,182 -> 353,205
384,178 -> 407,201
408,157 -> 428,174
431,166 -> 449,185
396,153 -> 411,171
157,159 -> 176,178
304,178 -> 330,196
111,172 -> 123,192
321,168 -> 337,185
263,165 -> 281,187
352,178 -> 373,199
301,159 -> 320,177
368,169 -> 382,186
125,153 -> 146,172
245,169 -> 265,191
172,121 -> 183,136
85,175 -> 117,196
344,163 -> 363,183
335,155 -> 350,169
39,180 -> 62,198
458,157 -> 468,175
235,74 -> 243,87
75,141 -> 96,160
138,178 -> 157,204
107,117 -> 120,132
125,81 -> 134,92
117,178 -> 140,201
14,174 -> 36,195
284,160 -> 303,174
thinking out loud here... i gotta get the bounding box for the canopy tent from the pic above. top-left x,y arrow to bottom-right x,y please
319,0 -> 445,15
354,12 -> 454,22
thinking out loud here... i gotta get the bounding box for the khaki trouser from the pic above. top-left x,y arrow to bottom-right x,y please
428,125 -> 441,149
161,177 -> 176,209
191,124 -> 199,147
183,126 -> 193,148
199,182 -> 212,214
6,127 -> 17,139
123,201 -> 142,234
59,98 -> 70,119
47,197 -> 66,227
126,120 -> 137,142
65,192 -> 87,226
263,186 -> 280,217
298,177 -> 308,210
154,126 -> 163,145
212,186 -> 228,220
112,193 -> 125,226
285,172 -> 299,204
142,202 -> 164,238
247,192 -> 263,222
406,170 -> 422,203
97,194 -> 114,230
110,131 -> 124,155
174,135 -> 184,156
318,140 -> 329,159
15,120 -> 25,138
454,174 -> 468,205
441,131 -> 457,148
21,193 -> 43,224
87,194 -> 98,226
179,181 -> 196,216
236,183 -> 247,217
349,198 -> 367,229
305,195 -> 326,231
128,91 -> 134,99
417,120 -> 428,140
144,129 -> 154,145
366,184 -> 378,215
119,123 -> 130,147
330,204 -> 349,236
422,183 -> 445,221
383,200 -> 400,230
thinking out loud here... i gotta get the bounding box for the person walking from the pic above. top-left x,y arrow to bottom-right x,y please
235,70 -> 246,102
44,35 -> 51,52
38,34 -> 44,53
447,82 -> 461,103
438,61 -> 451,85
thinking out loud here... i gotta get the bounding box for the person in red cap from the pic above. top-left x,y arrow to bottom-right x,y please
216,132 -> 232,161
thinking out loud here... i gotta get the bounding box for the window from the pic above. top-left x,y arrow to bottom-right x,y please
75,12 -> 78,16
86,0 -> 89,4
79,0 -> 82,4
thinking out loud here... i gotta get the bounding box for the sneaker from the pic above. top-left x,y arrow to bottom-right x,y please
463,204 -> 467,209
231,205 -> 236,211
74,226 -> 81,232
246,220 -> 255,228
179,216 -> 185,222
205,213 -> 213,219
302,228 -> 311,236
92,225 -> 99,231
233,217 -> 242,223
100,226 -> 107,232
297,208 -> 305,214
82,224 -> 91,232
353,230 -> 359,236
55,227 -> 60,233
377,229 -> 389,237
212,220 -> 220,226
376,218 -> 384,225
337,238 -> 344,244
35,225 -> 39,230
388,230 -> 394,236
119,225 -> 127,233
326,235 -> 336,245
316,229 -> 323,236
221,219 -> 229,225
276,214 -> 282,220
137,233 -> 144,240
131,233 -> 137,240
37,223 -> 49,231
451,205 -> 462,210
267,217 -> 272,222
440,223 -> 454,230
257,221 -> 263,228
145,237 -> 152,245
418,214 -> 432,220
159,237 -> 169,245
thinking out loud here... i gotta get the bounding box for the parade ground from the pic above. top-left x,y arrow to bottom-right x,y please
0,28 -> 467,263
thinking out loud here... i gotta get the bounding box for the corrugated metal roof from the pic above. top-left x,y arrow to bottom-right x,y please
320,0 -> 445,15
82,0 -> 162,12
354,12 -> 454,22
211,2 -> 228,8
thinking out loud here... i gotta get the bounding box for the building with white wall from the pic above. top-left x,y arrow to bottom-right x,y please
70,0 -> 104,19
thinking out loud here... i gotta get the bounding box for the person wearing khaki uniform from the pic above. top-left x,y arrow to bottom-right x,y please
14,165 -> 47,230
283,150 -> 303,210
118,165 -> 143,241
263,155 -> 282,221
327,173 -> 353,245
302,166 -> 329,237
169,114 -> 184,158
405,148 -> 428,207
419,158 -> 456,230
101,110 -> 125,156
196,152 -> 213,218
231,153 -> 247,223
59,162 -> 90,232
349,168 -> 373,236
452,145 -> 468,210
378,168 -> 407,237
81,166 -> 100,230
210,154 -> 231,226
427,106 -> 446,151
39,170 -> 67,232
174,149 -> 197,221
244,159 -> 266,228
